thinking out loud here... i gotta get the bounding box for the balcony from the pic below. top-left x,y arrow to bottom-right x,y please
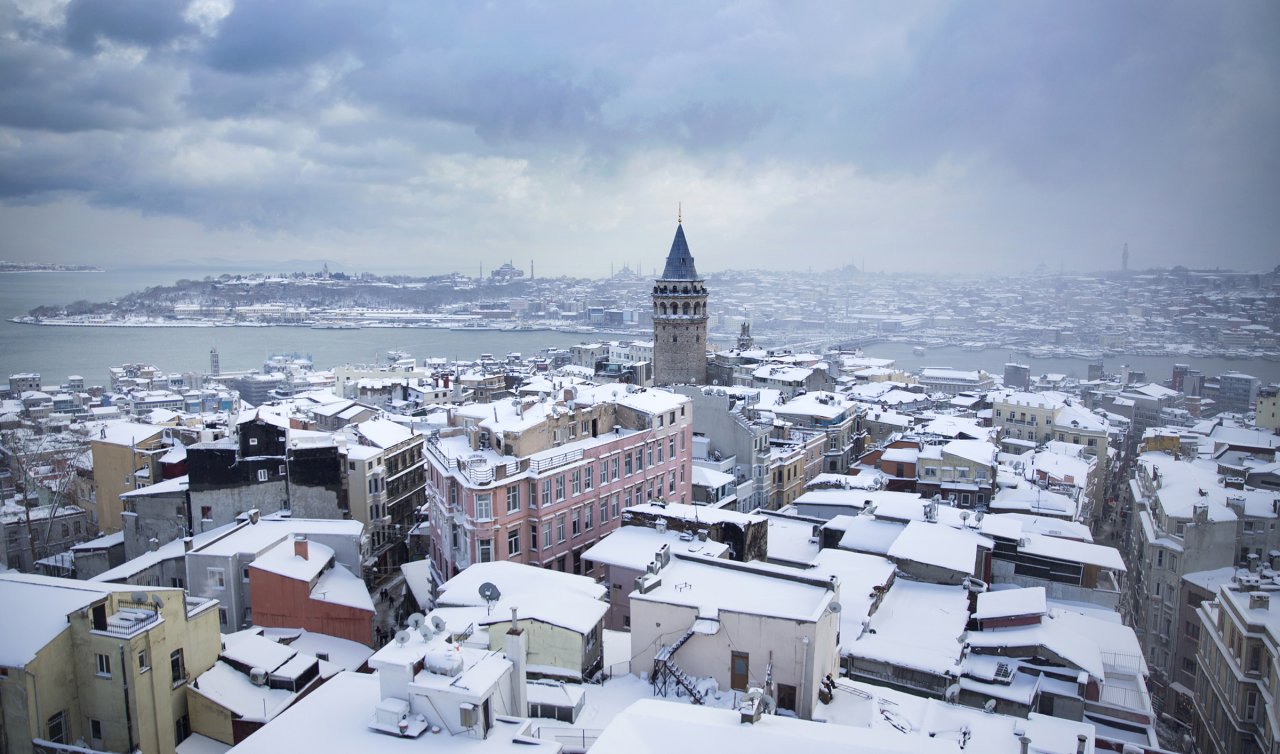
529,449 -> 584,474
92,606 -> 160,638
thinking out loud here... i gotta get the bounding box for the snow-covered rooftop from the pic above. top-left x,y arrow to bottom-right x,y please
632,555 -> 834,623
583,526 -> 729,571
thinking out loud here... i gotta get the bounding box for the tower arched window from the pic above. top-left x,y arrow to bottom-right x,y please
682,302 -> 690,315
682,285 -> 690,294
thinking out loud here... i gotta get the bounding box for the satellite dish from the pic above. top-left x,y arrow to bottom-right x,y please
430,614 -> 448,632
394,629 -> 410,647
406,612 -> 426,629
131,592 -> 147,604
151,594 -> 164,608
828,602 -> 842,614
478,582 -> 502,604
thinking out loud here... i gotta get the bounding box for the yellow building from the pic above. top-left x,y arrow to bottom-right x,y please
89,423 -> 167,533
0,573 -> 220,754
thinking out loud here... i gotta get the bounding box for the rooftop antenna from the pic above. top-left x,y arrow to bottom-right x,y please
677,202 -> 682,224
478,582 -> 502,615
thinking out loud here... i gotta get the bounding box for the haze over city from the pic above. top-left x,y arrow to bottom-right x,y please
2,0 -> 1278,276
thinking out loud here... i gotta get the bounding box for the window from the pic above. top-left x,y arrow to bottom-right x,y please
506,485 -> 520,513
475,493 -> 493,521
556,515 -> 566,543
669,437 -> 676,458
541,479 -> 552,507
208,567 -> 226,590
175,714 -> 191,744
278,464 -> 287,476
218,606 -> 229,626
257,469 -> 269,482
624,453 -> 633,476
669,471 -> 676,494
200,505 -> 212,521
647,443 -> 655,467
585,505 -> 594,531
530,523 -> 539,551
600,500 -> 608,526
924,467 -> 938,477
657,442 -> 664,464
555,475 -> 565,501
572,508 -> 581,536
90,719 -> 103,745
599,461 -> 609,486
507,529 -> 520,556
542,520 -> 552,550
611,493 -> 620,519
634,449 -> 643,473
572,470 -> 581,495
47,711 -> 67,744
138,650 -> 150,671
611,457 -> 620,481
584,465 -> 594,491
95,653 -> 111,677
170,649 -> 186,686
479,538 -> 493,563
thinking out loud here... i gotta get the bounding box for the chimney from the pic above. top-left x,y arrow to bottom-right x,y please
1019,735 -> 1031,754
183,537 -> 193,553
1076,734 -> 1088,754
506,607 -> 528,717
294,534 -> 308,559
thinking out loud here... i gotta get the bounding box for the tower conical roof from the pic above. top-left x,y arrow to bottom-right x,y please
661,224 -> 699,280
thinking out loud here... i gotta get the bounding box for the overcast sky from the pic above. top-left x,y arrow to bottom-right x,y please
1,0 -> 1276,277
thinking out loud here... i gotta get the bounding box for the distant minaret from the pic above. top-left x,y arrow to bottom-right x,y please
1122,243 -> 1129,273
530,259 -> 534,280
210,347 -> 220,377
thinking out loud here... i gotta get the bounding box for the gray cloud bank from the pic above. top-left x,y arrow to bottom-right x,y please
1,0 -> 1276,275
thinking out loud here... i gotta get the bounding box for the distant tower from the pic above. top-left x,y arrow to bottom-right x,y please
737,321 -> 754,351
1121,242 -> 1129,273
652,211 -> 708,385
210,347 -> 220,377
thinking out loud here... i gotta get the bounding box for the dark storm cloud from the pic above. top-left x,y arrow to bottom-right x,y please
203,0 -> 385,73
64,0 -> 197,54
0,0 -> 1276,272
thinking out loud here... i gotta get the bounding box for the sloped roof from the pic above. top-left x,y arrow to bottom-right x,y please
660,223 -> 699,280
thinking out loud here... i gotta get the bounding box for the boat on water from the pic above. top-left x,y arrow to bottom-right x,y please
386,349 -> 412,363
912,346 -> 926,356
311,322 -> 361,330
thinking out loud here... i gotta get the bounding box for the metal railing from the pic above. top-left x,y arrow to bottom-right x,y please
530,449 -> 584,474
531,726 -> 603,750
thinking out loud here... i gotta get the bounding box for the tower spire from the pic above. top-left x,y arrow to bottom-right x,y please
677,202 -> 682,225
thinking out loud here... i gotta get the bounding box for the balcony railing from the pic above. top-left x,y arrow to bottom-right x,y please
93,607 -> 160,637
529,449 -> 584,474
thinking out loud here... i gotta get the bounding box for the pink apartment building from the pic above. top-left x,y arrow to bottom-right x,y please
421,384 -> 693,584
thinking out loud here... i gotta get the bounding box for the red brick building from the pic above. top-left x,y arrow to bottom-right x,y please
248,535 -> 375,646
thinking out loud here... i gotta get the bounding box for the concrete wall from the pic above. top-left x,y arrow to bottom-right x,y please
630,600 -> 838,720
186,684 -> 235,745
484,618 -> 596,678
